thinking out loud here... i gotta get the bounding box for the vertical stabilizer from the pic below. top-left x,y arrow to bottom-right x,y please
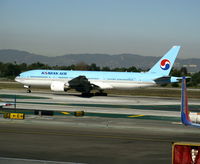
181,76 -> 192,126
149,46 -> 180,76
181,76 -> 200,128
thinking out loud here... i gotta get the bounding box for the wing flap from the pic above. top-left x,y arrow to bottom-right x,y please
91,81 -> 113,90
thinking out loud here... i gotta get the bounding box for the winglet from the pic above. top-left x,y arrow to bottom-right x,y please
149,46 -> 180,76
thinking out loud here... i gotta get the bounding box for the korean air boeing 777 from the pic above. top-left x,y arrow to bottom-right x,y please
15,46 -> 181,96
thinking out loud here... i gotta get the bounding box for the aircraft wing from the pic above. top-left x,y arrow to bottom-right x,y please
181,76 -> 200,128
91,81 -> 112,90
68,76 -> 113,93
68,76 -> 94,93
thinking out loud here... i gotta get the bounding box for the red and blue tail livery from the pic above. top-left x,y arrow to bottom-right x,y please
160,59 -> 170,70
181,76 -> 200,128
149,46 -> 180,76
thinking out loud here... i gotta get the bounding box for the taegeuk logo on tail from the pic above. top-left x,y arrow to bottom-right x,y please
160,59 -> 171,70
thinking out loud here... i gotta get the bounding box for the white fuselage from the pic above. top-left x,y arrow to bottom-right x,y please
15,76 -> 156,90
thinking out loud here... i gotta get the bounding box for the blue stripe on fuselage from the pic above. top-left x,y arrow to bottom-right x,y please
18,70 -> 159,82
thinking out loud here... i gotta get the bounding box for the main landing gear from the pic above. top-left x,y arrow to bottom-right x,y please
24,85 -> 31,93
94,92 -> 107,96
81,92 -> 94,97
81,90 -> 108,97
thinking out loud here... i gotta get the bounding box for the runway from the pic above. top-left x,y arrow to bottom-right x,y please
0,89 -> 200,163
1,116 -> 200,164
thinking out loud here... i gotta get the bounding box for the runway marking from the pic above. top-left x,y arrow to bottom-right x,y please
0,94 -> 49,99
171,122 -> 182,125
0,128 -> 174,143
128,115 -> 144,118
61,112 -> 70,115
17,101 -> 200,112
0,157 -> 84,164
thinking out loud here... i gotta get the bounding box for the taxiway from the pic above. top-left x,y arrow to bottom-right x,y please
0,89 -> 200,163
0,116 -> 200,164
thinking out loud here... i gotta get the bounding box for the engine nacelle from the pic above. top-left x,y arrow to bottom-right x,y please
50,81 -> 69,92
189,113 -> 200,123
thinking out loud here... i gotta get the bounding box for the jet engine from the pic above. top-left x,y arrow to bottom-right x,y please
50,81 -> 69,92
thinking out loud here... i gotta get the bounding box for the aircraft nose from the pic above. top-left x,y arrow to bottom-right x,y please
15,76 -> 20,82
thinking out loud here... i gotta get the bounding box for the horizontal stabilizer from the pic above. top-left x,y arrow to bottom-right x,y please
154,76 -> 181,84
154,76 -> 171,84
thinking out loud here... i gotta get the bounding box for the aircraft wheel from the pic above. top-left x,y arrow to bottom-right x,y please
102,93 -> 107,96
81,92 -> 94,97
27,89 -> 31,93
95,92 -> 107,96
94,92 -> 101,96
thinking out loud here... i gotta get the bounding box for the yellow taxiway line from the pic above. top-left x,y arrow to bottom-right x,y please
128,115 -> 144,118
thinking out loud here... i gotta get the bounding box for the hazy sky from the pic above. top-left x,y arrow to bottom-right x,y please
0,0 -> 200,58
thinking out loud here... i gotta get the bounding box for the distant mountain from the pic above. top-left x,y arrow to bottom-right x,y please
0,49 -> 49,63
0,49 -> 199,73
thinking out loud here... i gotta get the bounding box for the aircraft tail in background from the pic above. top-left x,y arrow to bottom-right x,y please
181,76 -> 200,128
149,46 -> 180,76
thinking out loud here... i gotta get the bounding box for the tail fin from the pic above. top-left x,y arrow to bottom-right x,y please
149,46 -> 180,76
181,76 -> 192,126
181,76 -> 200,128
